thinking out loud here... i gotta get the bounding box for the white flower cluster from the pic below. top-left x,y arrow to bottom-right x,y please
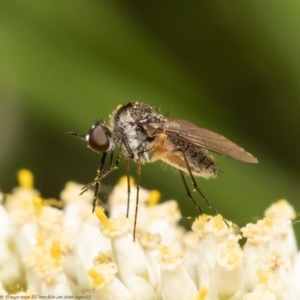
0,169 -> 299,300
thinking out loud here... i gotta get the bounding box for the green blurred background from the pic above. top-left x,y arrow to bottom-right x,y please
0,1 -> 299,228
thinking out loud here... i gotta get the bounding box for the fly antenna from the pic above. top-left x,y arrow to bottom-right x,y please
67,131 -> 86,141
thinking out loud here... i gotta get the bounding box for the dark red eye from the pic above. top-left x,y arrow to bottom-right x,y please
87,123 -> 112,153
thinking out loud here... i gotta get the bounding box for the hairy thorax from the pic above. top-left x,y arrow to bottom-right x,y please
109,102 -> 165,162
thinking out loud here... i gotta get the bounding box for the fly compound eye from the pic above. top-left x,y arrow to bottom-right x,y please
87,123 -> 111,153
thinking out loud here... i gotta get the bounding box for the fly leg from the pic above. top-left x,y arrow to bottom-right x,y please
179,171 -> 204,214
181,150 -> 219,215
125,159 -> 131,218
132,158 -> 142,241
181,150 -> 229,226
80,151 -> 120,212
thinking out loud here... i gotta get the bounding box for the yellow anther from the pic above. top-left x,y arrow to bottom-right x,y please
118,175 -> 135,186
160,245 -> 170,255
17,169 -> 34,188
94,252 -> 113,264
197,287 -> 208,300
88,268 -> 105,285
95,207 -> 113,230
257,269 -> 269,284
148,190 -> 161,206
51,240 -> 61,265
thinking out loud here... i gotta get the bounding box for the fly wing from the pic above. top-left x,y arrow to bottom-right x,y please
160,119 -> 258,163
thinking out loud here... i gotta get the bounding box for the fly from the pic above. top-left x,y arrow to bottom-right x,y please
70,102 -> 258,239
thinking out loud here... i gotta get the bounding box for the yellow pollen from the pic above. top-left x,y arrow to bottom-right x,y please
88,268 -> 105,286
148,190 -> 161,206
95,207 -> 113,230
32,195 -> 43,216
51,241 -> 61,265
197,287 -> 208,300
17,169 -> 34,188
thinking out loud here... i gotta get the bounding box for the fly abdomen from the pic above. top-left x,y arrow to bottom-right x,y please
184,145 -> 218,179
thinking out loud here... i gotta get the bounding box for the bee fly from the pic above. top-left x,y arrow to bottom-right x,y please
70,102 -> 258,239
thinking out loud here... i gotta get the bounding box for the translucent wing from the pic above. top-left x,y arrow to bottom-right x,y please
160,119 -> 258,163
